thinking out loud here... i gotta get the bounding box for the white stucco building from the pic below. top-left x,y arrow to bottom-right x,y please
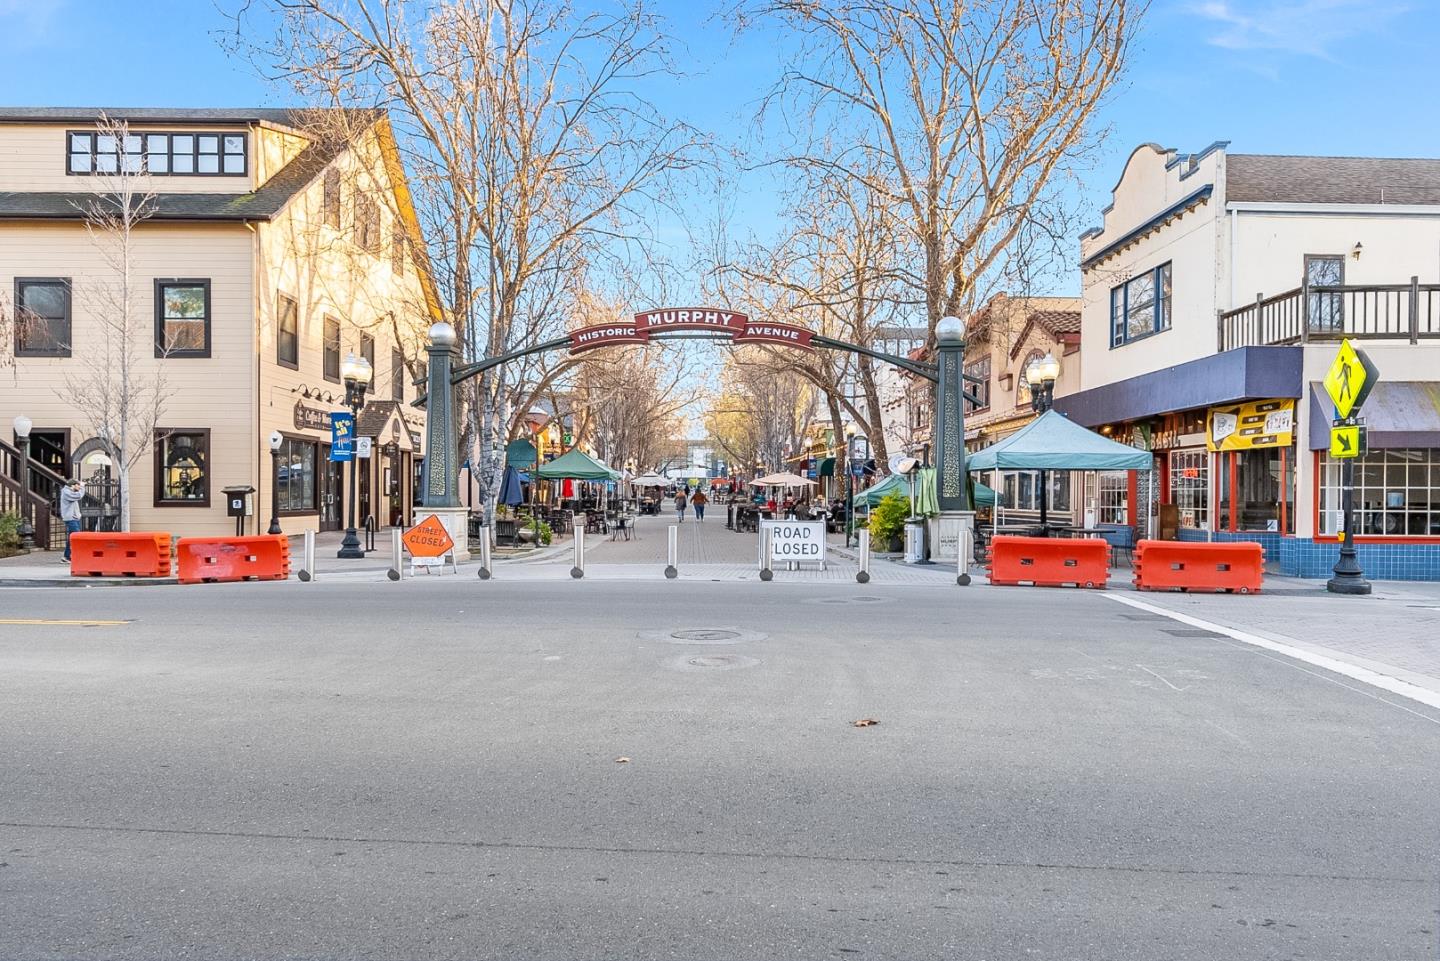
1055,141 -> 1440,578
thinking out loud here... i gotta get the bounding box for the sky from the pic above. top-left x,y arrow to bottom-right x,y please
2,0 -> 1438,295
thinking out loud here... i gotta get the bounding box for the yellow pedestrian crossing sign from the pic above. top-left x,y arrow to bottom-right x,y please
1330,423 -> 1364,459
1322,339 -> 1378,419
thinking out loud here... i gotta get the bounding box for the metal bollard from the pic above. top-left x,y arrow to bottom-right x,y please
477,531 -> 492,580
297,529 -> 316,582
856,529 -> 871,584
957,526 -> 972,587
664,525 -> 678,579
759,525 -> 773,582
571,525 -> 585,579
387,527 -> 403,581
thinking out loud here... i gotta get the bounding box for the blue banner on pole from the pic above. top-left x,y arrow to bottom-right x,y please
330,412 -> 355,462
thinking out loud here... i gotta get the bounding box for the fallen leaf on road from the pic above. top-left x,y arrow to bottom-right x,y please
851,718 -> 880,727
614,756 -> 631,763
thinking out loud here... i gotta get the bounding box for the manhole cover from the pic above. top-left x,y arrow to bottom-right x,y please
669,653 -> 760,672
638,628 -> 769,645
671,629 -> 741,642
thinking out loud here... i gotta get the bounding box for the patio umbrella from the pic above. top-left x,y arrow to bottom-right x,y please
751,471 -> 817,487
915,467 -> 940,516
499,465 -> 525,507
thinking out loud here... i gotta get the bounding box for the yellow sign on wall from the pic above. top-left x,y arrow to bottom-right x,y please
1207,399 -> 1295,452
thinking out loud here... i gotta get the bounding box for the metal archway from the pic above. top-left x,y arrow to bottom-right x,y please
413,308 -> 978,524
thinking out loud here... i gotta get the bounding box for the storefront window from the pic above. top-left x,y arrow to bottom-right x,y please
1000,470 -> 1070,512
1097,471 -> 1128,524
1169,448 -> 1207,529
1320,448 -> 1440,536
154,429 -> 209,506
276,437 -> 317,512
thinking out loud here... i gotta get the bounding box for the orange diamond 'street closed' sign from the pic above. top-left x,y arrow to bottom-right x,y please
402,514 -> 455,558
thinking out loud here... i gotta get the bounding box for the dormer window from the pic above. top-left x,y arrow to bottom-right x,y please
67,130 -> 247,177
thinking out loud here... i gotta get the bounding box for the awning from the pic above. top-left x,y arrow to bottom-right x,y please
506,438 -> 537,468
967,410 -> 1154,471
818,457 -> 835,477
1307,381 -> 1440,449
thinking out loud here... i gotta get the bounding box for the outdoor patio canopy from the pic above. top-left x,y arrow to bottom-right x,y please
966,410 -> 1153,472
535,448 -> 619,481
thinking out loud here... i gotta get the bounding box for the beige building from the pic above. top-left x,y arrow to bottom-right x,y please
1,107 -> 435,544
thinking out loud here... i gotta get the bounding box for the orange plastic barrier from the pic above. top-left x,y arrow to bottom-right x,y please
1133,540 -> 1263,594
69,531 -> 172,578
987,535 -> 1109,589
175,535 -> 291,585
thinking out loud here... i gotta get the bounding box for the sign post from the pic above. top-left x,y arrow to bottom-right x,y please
1323,339 -> 1378,595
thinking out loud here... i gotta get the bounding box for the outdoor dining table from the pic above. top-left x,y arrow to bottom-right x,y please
1051,525 -> 1104,538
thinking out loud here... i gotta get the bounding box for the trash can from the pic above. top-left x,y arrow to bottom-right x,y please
904,517 -> 925,564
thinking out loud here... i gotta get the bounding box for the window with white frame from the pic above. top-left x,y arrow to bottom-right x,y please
1097,471 -> 1128,525
999,470 -> 1070,512
1320,448 -> 1440,536
1110,262 -> 1172,347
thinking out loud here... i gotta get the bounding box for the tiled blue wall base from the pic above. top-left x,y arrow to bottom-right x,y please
1174,527 -> 1440,580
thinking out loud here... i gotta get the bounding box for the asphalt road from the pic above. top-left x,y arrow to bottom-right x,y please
1,578 -> 1437,960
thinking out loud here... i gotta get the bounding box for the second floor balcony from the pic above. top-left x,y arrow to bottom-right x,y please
1219,278 -> 1440,351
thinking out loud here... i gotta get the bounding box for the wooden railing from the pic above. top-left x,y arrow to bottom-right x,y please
0,438 -> 67,550
1219,277 -> 1440,351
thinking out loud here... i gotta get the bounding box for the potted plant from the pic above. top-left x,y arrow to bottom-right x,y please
869,492 -> 909,553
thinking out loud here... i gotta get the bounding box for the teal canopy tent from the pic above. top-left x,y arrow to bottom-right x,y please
967,410 -> 1152,471
506,437 -> 537,469
854,472 -> 999,510
535,448 -> 618,481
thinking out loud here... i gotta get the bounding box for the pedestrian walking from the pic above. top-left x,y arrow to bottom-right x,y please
59,478 -> 84,562
691,489 -> 708,522
674,490 -> 688,523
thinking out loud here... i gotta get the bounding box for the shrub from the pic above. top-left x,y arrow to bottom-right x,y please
868,492 -> 909,546
0,512 -> 20,558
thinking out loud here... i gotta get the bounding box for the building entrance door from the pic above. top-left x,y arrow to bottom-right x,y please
319,448 -> 343,532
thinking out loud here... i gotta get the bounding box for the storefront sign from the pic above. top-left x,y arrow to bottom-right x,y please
1207,399 -> 1294,451
293,400 -> 331,432
762,520 -> 826,566
568,307 -> 814,355
330,412 -> 355,462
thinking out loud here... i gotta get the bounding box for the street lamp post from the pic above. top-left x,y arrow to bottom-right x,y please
1025,352 -> 1062,533
12,415 -> 35,550
337,351 -> 372,559
267,430 -> 284,536
844,422 -> 859,548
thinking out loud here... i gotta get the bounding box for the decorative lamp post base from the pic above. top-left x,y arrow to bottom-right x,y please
337,528 -> 364,559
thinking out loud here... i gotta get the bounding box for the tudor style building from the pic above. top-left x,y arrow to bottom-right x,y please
1,107 -> 436,543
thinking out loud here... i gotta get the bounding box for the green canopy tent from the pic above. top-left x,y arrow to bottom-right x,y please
535,448 -> 622,514
854,472 -> 999,510
535,448 -> 618,480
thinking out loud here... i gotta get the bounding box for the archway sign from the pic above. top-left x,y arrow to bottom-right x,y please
414,307 -> 978,563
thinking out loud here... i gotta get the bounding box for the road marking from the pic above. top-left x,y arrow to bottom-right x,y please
0,618 -> 129,627
1106,593 -> 1440,716
1135,664 -> 1188,692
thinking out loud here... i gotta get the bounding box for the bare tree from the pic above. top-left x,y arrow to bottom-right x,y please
233,0 -> 707,523
51,116 -> 169,531
705,347 -> 814,475
574,345 -> 695,473
740,0 -> 1139,336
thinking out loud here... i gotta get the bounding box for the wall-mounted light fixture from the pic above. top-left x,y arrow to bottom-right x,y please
1351,241 -> 1363,261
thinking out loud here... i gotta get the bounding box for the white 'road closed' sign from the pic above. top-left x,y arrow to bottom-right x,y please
761,520 -> 827,569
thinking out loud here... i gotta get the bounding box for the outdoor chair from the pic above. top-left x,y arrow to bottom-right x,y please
1095,524 -> 1136,567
